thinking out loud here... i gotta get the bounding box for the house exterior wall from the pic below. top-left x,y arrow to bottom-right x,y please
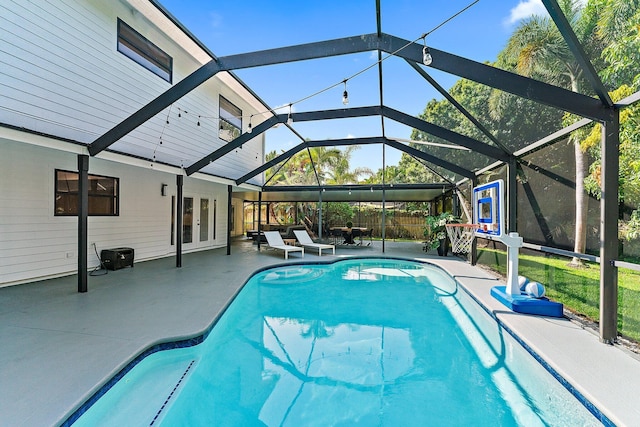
0,0 -> 265,184
0,138 -> 230,286
0,0 -> 265,285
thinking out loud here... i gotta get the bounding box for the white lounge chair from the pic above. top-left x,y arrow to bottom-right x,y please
293,230 -> 335,256
263,231 -> 304,259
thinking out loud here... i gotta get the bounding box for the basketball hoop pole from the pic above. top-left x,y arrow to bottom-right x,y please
502,232 -> 523,296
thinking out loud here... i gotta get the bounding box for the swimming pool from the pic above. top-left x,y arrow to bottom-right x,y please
70,258 -> 601,426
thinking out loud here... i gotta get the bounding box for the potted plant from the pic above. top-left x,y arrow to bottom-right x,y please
424,212 -> 460,256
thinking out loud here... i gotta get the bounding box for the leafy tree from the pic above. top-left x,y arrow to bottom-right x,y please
596,0 -> 640,88
577,1 -> 640,242
581,85 -> 640,240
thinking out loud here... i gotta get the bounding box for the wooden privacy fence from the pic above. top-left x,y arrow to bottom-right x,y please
243,202 -> 428,241
350,210 -> 425,240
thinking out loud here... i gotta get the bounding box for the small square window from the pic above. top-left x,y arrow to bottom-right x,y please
219,96 -> 242,142
117,19 -> 172,83
55,170 -> 119,216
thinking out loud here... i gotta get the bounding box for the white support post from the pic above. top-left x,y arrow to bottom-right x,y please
502,232 -> 523,296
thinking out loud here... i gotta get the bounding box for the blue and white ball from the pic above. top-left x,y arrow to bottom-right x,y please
518,275 -> 530,292
525,281 -> 546,298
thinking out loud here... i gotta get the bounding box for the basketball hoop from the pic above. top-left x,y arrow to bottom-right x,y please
445,224 -> 478,254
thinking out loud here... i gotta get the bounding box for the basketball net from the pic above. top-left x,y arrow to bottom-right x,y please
445,224 -> 477,254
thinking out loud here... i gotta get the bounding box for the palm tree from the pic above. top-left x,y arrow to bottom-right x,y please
325,146 -> 374,184
307,146 -> 342,184
495,0 -> 602,265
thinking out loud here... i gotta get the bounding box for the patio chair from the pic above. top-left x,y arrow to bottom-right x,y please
293,230 -> 335,256
330,228 -> 343,245
263,231 -> 304,259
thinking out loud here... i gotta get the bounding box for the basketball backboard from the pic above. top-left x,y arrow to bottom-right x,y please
473,179 -> 505,239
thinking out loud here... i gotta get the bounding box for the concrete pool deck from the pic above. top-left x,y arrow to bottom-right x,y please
1,239 -> 639,426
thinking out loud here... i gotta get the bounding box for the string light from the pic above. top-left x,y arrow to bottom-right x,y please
287,104 -> 293,125
422,38 -> 432,66
342,80 -> 349,105
247,115 -> 253,133
197,115 -> 201,126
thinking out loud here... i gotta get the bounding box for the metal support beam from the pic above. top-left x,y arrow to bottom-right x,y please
452,190 -> 460,218
507,158 -> 518,232
217,34 -> 379,70
186,115 -> 282,175
318,190 -> 323,240
382,186 -> 386,253
383,139 -> 475,179
406,60 -> 511,154
470,176 -> 479,266
176,175 -> 183,268
290,106 -> 382,122
227,185 -> 232,255
382,107 -> 511,162
89,61 -> 221,155
239,135 -> 475,187
237,143 -> 307,185
600,109 -> 620,343
257,192 -> 262,250
77,155 -> 89,293
382,34 -> 610,122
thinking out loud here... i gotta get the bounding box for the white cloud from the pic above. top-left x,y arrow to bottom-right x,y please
209,12 -> 223,29
346,133 -> 356,139
505,0 -> 548,26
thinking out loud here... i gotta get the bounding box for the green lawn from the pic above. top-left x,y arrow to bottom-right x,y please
477,248 -> 640,342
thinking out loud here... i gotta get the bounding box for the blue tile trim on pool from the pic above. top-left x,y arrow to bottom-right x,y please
453,274 -> 615,427
61,256 -> 612,426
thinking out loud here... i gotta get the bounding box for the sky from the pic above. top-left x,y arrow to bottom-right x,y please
158,0 -> 550,173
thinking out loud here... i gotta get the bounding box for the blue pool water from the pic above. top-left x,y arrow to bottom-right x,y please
73,259 -> 600,426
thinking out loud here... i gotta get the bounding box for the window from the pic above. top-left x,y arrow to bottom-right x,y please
117,19 -> 172,83
55,170 -> 119,216
219,96 -> 242,142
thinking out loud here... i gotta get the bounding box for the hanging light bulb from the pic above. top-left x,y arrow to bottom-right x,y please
422,37 -> 433,66
287,104 -> 293,125
342,80 -> 349,105
247,115 -> 252,133
423,47 -> 432,66
197,115 -> 201,126
178,108 -> 181,118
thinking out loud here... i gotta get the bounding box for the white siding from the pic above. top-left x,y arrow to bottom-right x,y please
0,0 -> 265,184
0,139 -> 229,286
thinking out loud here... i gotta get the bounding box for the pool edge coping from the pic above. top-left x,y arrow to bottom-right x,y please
60,255 -> 615,426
